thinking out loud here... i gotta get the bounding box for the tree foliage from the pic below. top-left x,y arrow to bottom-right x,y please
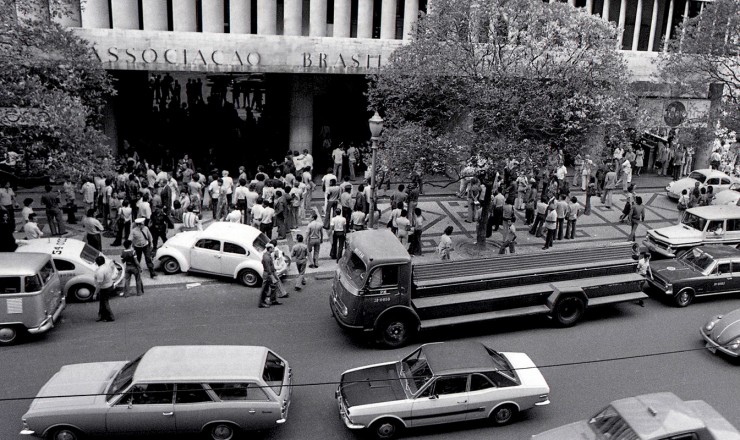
0,0 -> 115,180
659,0 -> 740,135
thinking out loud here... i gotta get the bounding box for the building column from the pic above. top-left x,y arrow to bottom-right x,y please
617,0 -> 627,47
15,0 -> 50,22
289,78 -> 314,156
51,0 -> 81,27
111,0 -> 139,29
678,0 -> 690,51
380,0 -> 397,39
310,0 -> 327,36
403,0 -> 418,39
81,0 -> 110,28
231,0 -> 252,34
141,0 -> 167,30
647,0 -> 659,51
568,0 -> 576,7
172,0 -> 198,32
202,0 -> 224,32
602,0 -> 610,21
334,0 -> 351,37
257,0 -> 277,34
284,0 -> 302,35
357,0 -> 374,38
662,0 -> 675,52
586,0 -> 593,14
631,0 -> 643,50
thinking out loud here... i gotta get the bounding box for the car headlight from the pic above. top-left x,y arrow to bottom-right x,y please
665,283 -> 673,294
705,315 -> 723,332
729,338 -> 740,351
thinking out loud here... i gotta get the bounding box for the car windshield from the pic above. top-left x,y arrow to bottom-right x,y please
680,247 -> 716,272
252,233 -> 270,252
680,212 -> 708,231
80,244 -> 101,264
588,405 -> 639,440
688,171 -> 707,183
344,252 -> 367,287
107,355 -> 143,402
400,348 -> 433,395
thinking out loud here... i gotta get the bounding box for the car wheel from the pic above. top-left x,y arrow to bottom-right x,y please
70,283 -> 95,302
553,296 -> 585,327
238,269 -> 261,287
377,315 -> 416,348
370,418 -> 402,440
161,257 -> 181,275
490,404 -> 518,426
48,427 -> 83,440
674,288 -> 695,307
207,422 -> 236,440
0,325 -> 20,346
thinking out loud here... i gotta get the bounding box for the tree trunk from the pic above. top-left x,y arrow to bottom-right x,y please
476,180 -> 493,248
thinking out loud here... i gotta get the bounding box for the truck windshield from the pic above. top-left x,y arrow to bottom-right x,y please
588,405 -> 639,440
400,348 -> 433,395
680,248 -> 716,272
345,252 -> 367,286
680,212 -> 707,231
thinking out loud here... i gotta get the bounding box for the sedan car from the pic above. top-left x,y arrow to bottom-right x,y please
711,182 -> 740,206
701,307 -> 740,359
666,169 -> 739,201
531,392 -> 740,440
21,345 -> 293,440
155,222 -> 283,287
336,341 -> 550,439
15,238 -> 123,302
645,245 -> 740,307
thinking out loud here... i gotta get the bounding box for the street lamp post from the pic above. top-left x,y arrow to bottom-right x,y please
368,111 -> 384,229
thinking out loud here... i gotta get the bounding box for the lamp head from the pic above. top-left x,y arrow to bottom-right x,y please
368,111 -> 384,139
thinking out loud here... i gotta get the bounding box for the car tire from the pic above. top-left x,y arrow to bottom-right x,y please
48,426 -> 83,440
674,288 -> 695,307
69,283 -> 95,302
369,418 -> 402,440
238,269 -> 261,287
552,296 -> 585,327
0,325 -> 21,346
206,422 -> 237,440
376,315 -> 416,348
490,404 -> 518,426
161,257 -> 181,275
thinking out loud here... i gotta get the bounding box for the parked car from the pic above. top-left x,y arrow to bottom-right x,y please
645,245 -> 740,307
15,238 -> 123,302
665,169 -> 738,201
154,222 -> 282,287
531,392 -> 740,440
711,182 -> 740,206
20,345 -> 293,440
336,341 -> 550,439
701,307 -> 740,359
644,205 -> 740,258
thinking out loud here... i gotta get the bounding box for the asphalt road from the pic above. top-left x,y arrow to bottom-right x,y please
1,278 -> 739,440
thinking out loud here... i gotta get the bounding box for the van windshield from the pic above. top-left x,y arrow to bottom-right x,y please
681,212 -> 707,231
344,252 -> 367,286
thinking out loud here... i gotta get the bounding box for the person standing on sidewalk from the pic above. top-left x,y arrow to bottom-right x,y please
120,239 -> 143,297
581,155 -> 593,190
555,194 -> 568,240
572,154 -> 583,186
0,181 -> 16,231
677,189 -> 689,222
601,166 -> 618,209
332,145 -> 345,181
565,196 -> 582,239
149,206 -> 173,249
524,180 -> 537,226
306,213 -> 323,268
23,213 -> 43,239
530,197 -> 548,237
93,256 -> 115,322
329,208 -> 346,262
585,176 -> 596,215
499,224 -> 517,254
258,243 -> 278,308
41,185 -> 66,236
130,218 -> 157,279
542,203 -> 557,250
290,234 -> 309,291
635,149 -> 644,176
628,196 -> 645,242
82,209 -> 104,251
438,226 -> 454,260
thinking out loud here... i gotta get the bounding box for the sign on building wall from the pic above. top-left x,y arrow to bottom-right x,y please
638,97 -> 711,130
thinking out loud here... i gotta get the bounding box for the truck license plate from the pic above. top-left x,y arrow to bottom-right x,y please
705,342 -> 717,354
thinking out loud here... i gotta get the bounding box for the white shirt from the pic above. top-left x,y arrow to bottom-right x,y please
120,206 -> 132,222
137,200 -> 152,219
556,165 -> 567,180
251,204 -> 265,223
261,206 -> 275,223
225,210 -> 242,223
332,149 -> 344,164
304,153 -> 314,168
330,215 -> 346,232
208,180 -> 221,198
24,221 -> 43,239
322,173 -> 337,190
221,176 -> 234,195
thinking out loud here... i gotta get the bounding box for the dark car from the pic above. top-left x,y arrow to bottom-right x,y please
645,245 -> 740,307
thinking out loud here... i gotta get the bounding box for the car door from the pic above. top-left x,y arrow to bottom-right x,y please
363,265 -> 403,317
465,373 -> 498,421
703,220 -> 725,242
189,239 -> 222,273
207,382 -> 280,431
410,375 -> 469,428
221,242 -> 249,276
725,219 -> 740,244
719,177 -> 732,192
173,383 -> 216,434
52,259 -> 76,290
106,383 -> 175,435
705,177 -> 721,191
705,260 -> 732,294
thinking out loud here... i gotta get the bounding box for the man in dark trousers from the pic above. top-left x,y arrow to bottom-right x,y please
259,243 -> 280,308
94,256 -> 115,322
149,206 -> 174,249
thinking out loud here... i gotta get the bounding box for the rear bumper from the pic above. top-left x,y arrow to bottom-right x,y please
27,297 -> 65,335
700,328 -> 739,357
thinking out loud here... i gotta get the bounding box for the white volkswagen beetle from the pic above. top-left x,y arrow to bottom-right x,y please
154,222 -> 282,287
666,169 -> 739,200
711,182 -> 740,206
15,238 -> 123,302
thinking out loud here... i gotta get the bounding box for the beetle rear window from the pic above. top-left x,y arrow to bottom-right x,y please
252,233 -> 270,252
80,244 -> 101,264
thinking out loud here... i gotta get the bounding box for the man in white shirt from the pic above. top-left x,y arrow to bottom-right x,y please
250,197 -> 264,229
245,184 -> 260,225
146,166 -> 157,189
332,146 -> 345,181
302,149 -> 314,170
220,170 -> 234,208
225,207 -> 242,223
260,199 -> 275,239
23,213 -> 43,239
208,177 -> 221,220
329,208 -> 346,261
136,194 -> 152,222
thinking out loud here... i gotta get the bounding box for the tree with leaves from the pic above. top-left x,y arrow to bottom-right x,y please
368,0 -> 643,247
0,0 -> 115,182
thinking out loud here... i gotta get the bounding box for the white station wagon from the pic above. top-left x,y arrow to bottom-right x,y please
645,205 -> 740,258
155,222 -> 283,287
21,345 -> 293,440
15,238 -> 123,302
336,341 -> 550,439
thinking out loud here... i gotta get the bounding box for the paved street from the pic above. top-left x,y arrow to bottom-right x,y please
1,278 -> 738,440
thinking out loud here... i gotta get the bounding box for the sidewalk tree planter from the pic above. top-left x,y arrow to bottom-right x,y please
368,0 -> 644,247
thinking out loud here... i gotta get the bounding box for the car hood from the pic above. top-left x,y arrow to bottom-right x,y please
340,363 -> 407,407
531,420 -> 597,440
26,361 -> 127,412
685,400 -> 740,439
501,352 -> 549,391
667,178 -> 697,195
650,260 -> 702,283
707,308 -> 740,346
712,190 -> 740,206
649,225 -> 702,243
161,231 -> 200,248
